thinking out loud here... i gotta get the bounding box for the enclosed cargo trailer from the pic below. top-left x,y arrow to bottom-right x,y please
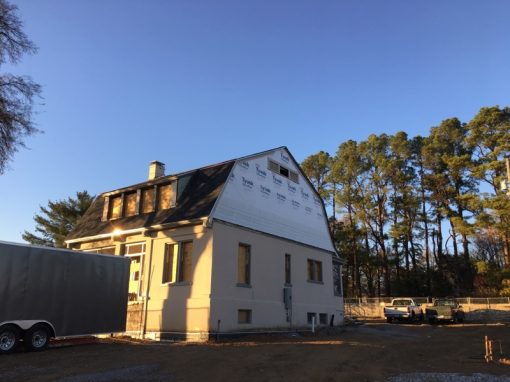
0,241 -> 130,353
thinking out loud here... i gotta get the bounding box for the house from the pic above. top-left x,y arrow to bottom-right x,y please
65,147 -> 344,340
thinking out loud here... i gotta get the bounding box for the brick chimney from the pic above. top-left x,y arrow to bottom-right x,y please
148,161 -> 165,180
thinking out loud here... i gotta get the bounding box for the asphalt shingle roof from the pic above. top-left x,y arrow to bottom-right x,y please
66,160 -> 235,240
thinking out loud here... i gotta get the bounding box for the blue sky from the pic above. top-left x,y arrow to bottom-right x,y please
1,0 -> 509,242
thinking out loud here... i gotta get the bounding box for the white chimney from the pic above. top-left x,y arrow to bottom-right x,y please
148,161 -> 165,180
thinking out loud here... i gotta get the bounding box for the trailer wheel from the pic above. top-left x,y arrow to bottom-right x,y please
0,325 -> 20,354
24,324 -> 50,351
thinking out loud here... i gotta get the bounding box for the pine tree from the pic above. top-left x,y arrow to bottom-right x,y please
22,191 -> 94,248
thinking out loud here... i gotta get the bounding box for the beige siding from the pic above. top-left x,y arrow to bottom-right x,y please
210,221 -> 343,332
72,219 -> 343,338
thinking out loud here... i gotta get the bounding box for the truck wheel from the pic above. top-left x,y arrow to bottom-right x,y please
0,325 -> 20,354
24,325 -> 50,351
428,318 -> 436,325
386,317 -> 393,323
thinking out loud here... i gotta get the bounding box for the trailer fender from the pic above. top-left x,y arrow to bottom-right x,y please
0,321 -> 56,337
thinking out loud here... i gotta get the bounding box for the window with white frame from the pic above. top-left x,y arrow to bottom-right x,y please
123,242 -> 146,298
83,246 -> 116,255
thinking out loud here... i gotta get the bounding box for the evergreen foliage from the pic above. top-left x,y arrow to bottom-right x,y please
301,105 -> 510,297
22,191 -> 94,248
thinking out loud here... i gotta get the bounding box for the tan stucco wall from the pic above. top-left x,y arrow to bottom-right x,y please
73,223 -> 214,337
142,225 -> 213,336
209,221 -> 344,332
73,220 -> 344,337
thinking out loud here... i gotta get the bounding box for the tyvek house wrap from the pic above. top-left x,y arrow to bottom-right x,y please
0,241 -> 130,337
211,148 -> 336,253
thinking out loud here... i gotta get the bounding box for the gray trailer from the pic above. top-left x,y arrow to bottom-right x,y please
0,241 -> 130,353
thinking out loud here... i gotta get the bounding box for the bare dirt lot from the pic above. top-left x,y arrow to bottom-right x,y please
2,321 -> 510,382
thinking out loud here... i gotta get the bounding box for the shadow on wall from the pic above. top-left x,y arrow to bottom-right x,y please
141,229 -> 211,341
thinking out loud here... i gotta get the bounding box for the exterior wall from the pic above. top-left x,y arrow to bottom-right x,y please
209,221 -> 344,332
143,225 -> 213,339
72,223 -> 214,340
212,148 -> 335,252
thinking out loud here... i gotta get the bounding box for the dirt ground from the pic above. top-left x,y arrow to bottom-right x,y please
2,321 -> 510,382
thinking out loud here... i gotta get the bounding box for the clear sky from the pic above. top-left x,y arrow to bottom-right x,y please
1,0 -> 509,242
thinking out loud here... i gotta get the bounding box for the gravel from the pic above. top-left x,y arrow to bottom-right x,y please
387,373 -> 510,382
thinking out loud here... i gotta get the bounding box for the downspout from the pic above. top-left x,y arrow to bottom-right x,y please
142,234 -> 155,339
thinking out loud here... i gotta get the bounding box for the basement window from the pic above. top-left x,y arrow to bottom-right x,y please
307,312 -> 317,325
267,159 -> 299,184
238,309 -> 252,324
319,313 -> 328,325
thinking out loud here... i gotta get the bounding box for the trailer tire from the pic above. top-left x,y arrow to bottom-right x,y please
0,325 -> 20,354
24,324 -> 50,352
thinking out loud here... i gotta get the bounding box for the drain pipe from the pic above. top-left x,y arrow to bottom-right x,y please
142,235 -> 155,339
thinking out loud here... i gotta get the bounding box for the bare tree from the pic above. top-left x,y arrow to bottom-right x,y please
0,0 -> 41,174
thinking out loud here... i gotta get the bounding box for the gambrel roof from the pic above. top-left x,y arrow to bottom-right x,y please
66,160 -> 235,241
66,147 -> 340,258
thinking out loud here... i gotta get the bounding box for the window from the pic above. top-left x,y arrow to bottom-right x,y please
158,183 -> 175,210
179,241 -> 193,282
319,313 -> 328,325
124,192 -> 137,217
124,242 -> 146,297
238,309 -> 252,324
307,259 -> 323,282
267,159 -> 299,184
333,261 -> 342,296
141,188 -> 155,213
162,241 -> 193,284
84,246 -> 116,255
285,254 -> 291,285
109,195 -> 122,219
238,244 -> 251,285
307,312 -> 317,324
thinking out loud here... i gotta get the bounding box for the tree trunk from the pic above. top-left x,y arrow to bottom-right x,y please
392,211 -> 400,294
420,167 -> 431,294
449,219 -> 459,258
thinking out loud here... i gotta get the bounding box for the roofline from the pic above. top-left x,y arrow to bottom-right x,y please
283,147 -> 341,258
65,217 -> 207,245
213,219 -> 344,260
99,147 -> 287,197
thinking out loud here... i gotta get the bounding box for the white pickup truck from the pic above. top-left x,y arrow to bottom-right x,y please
384,298 -> 423,323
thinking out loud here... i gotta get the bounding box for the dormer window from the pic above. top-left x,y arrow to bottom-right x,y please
141,188 -> 155,213
158,184 -> 175,210
109,195 -> 122,219
102,181 -> 177,221
124,192 -> 137,217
